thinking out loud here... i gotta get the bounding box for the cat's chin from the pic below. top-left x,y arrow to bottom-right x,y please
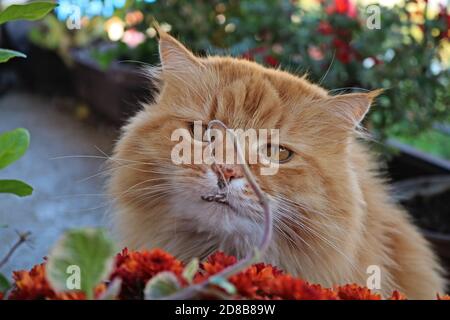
168,194 -> 263,238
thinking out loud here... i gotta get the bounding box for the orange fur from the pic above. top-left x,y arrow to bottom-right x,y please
108,32 -> 446,299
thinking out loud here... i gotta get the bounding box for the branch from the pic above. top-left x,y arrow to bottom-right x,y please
0,231 -> 32,269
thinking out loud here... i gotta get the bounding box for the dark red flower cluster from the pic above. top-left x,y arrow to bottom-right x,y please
315,27 -> 357,64
3,249 -> 449,300
437,5 -> 450,40
110,248 -> 184,299
316,1 -> 360,64
242,47 -> 279,67
196,252 -> 371,300
332,38 -> 356,64
8,263 -> 105,300
318,21 -> 334,35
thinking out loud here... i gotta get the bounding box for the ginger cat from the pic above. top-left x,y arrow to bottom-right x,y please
108,32 -> 446,299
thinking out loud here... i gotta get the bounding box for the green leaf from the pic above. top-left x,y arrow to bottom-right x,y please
209,276 -> 236,295
0,179 -> 33,197
144,272 -> 181,300
0,128 -> 30,170
46,229 -> 116,300
0,48 -> 26,63
182,258 -> 199,283
0,273 -> 11,293
0,2 -> 57,25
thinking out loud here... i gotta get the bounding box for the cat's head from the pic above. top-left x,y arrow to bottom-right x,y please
109,31 -> 379,255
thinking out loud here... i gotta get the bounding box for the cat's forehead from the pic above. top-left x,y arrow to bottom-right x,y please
206,56 -> 328,101
195,57 -> 329,130
160,54 -> 330,137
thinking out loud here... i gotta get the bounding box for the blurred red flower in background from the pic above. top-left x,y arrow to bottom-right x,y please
316,1 -> 360,64
318,21 -> 333,35
326,0 -> 357,18
264,55 -> 279,67
437,5 -> 450,40
242,46 -> 279,67
333,38 -> 355,64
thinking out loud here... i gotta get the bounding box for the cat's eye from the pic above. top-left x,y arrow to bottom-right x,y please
261,144 -> 294,163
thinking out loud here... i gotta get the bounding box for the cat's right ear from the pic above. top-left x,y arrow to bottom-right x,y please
155,26 -> 203,75
321,90 -> 382,131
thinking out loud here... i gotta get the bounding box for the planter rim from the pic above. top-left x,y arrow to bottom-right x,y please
392,175 -> 450,241
392,175 -> 450,199
422,229 -> 450,242
387,139 -> 450,172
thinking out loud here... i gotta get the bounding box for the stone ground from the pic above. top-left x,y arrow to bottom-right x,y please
0,92 -> 119,277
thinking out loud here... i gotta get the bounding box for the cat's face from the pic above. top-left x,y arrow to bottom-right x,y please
109,32 -> 378,252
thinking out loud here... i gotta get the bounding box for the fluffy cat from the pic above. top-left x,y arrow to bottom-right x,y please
108,31 -> 446,299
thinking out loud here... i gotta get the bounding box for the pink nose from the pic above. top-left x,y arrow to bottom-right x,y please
212,164 -> 244,183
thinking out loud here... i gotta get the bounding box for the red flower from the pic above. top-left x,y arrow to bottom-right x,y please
264,55 -> 279,67
318,21 -> 333,35
3,249 -> 441,300
308,46 -> 325,60
242,46 -> 269,61
437,5 -> 450,40
229,264 -> 283,299
267,276 -> 338,300
326,0 -> 357,18
390,290 -> 407,300
197,251 -> 237,276
8,263 -> 105,300
335,284 -> 381,300
332,38 -> 354,64
241,47 -> 279,67
195,252 -> 336,300
110,248 -> 184,299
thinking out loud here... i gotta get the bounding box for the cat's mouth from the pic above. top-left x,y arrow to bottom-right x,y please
201,193 -> 238,213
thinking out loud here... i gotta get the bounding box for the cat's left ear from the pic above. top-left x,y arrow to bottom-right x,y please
156,27 -> 202,72
326,90 -> 382,128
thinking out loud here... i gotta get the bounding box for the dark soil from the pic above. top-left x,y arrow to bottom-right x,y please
401,189 -> 450,234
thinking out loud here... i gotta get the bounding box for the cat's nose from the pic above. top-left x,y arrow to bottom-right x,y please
212,164 -> 244,184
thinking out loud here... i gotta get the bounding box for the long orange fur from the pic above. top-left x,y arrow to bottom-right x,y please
108,32 -> 446,299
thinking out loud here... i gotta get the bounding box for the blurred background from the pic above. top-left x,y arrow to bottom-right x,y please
0,0 -> 449,280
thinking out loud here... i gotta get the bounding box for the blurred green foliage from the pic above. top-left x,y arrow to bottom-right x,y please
394,128 -> 450,159
0,128 -> 33,197
0,2 -> 55,196
0,1 -> 56,62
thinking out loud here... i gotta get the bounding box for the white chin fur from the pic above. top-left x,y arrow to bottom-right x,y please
168,170 -> 263,239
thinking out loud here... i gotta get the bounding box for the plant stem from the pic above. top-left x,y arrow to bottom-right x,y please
162,120 -> 273,300
0,231 -> 31,269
